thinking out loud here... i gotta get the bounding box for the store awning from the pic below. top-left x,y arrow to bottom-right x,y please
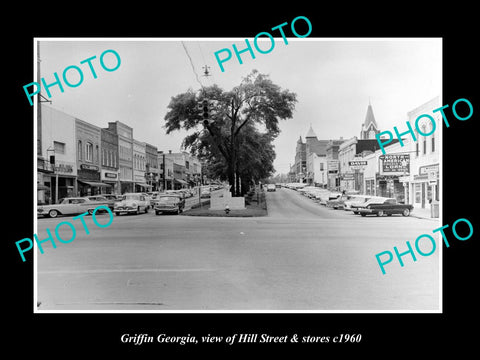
136,182 -> 152,188
174,178 -> 188,185
78,181 -> 112,187
37,184 -> 50,190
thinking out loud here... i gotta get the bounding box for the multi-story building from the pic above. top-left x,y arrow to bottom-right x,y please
76,118 -> 104,196
338,137 -> 381,193
133,139 -> 149,192
145,143 -> 159,191
158,151 -> 175,190
100,127 -> 119,194
106,121 -> 134,194
404,96 -> 440,209
37,105 -> 77,204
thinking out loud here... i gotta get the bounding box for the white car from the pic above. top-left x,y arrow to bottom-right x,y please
37,197 -> 100,218
266,184 -> 276,192
114,193 -> 149,215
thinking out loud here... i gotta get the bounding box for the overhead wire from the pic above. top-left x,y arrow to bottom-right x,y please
181,41 -> 204,90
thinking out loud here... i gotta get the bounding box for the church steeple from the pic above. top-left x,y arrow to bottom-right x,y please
306,124 -> 317,139
360,102 -> 380,139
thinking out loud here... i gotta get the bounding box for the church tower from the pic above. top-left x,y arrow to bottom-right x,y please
360,102 -> 380,140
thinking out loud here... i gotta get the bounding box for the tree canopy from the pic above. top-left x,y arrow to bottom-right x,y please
164,70 -> 297,195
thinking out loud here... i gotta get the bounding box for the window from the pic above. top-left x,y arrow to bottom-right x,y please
431,133 -> 435,152
54,141 -> 66,155
423,137 -> 427,155
102,149 -> 106,166
320,163 -> 324,171
85,142 -> 93,162
415,142 -> 419,157
95,145 -> 99,164
77,141 -> 82,161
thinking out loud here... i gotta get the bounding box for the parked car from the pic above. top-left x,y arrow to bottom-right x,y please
357,198 -> 413,217
200,187 -> 211,198
86,195 -> 116,210
350,197 -> 385,214
326,193 -> 363,210
154,195 -> 185,215
267,184 -> 276,192
37,197 -> 99,218
114,193 -> 149,215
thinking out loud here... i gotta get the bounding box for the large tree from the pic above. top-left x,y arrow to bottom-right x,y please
164,70 -> 297,196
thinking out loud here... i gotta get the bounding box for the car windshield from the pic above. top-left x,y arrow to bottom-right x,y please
158,196 -> 179,204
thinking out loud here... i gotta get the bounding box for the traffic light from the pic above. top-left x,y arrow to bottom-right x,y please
202,99 -> 209,119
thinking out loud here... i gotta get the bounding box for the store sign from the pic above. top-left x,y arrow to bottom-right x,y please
328,160 -> 339,174
105,172 -> 117,179
80,164 -> 99,171
343,172 -> 354,180
419,164 -> 439,175
379,154 -> 410,175
349,160 -> 367,167
54,163 -> 74,174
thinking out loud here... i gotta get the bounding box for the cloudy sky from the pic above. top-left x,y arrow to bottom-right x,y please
37,38 -> 441,175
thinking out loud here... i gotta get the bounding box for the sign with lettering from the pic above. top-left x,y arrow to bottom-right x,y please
80,164 -> 99,171
379,154 -> 410,176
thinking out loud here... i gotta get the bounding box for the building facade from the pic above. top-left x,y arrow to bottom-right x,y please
100,128 -> 119,194
75,118 -> 105,196
133,139 -> 149,192
404,96 -> 440,209
107,121 -> 134,194
38,105 -> 77,204
145,143 -> 159,191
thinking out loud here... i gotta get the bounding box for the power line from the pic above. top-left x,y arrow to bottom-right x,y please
181,41 -> 204,89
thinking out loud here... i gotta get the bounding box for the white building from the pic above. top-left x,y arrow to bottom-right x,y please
37,105 -> 77,204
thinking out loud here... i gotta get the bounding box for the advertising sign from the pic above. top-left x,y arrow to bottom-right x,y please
379,154 -> 410,176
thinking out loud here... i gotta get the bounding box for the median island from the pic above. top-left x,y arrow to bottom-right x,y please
181,188 -> 267,217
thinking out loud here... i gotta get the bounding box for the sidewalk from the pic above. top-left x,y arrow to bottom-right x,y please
410,206 -> 439,221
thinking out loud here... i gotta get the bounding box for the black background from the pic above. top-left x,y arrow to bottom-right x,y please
6,4 -> 478,356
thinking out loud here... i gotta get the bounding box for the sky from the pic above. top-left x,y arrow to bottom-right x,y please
37,38 -> 441,175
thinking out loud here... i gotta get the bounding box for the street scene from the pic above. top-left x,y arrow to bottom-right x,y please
37,186 -> 439,311
34,38 -> 442,311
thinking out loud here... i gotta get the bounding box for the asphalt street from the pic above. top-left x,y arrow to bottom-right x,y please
36,188 -> 441,311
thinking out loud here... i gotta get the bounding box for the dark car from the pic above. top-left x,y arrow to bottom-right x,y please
357,198 -> 413,217
154,195 -> 185,215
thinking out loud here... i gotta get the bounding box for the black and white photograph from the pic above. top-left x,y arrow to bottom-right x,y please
33,38 -> 442,312
6,7 -> 478,355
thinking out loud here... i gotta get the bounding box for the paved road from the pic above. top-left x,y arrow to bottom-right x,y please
36,188 -> 440,311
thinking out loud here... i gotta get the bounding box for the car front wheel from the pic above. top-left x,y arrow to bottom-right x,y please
49,209 -> 58,218
377,210 -> 384,217
402,209 -> 410,216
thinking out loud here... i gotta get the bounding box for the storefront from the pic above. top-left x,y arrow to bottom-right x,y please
77,164 -> 109,196
410,163 -> 439,208
101,169 -> 120,194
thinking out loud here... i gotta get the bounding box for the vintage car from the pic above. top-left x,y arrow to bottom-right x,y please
266,184 -> 276,192
85,195 -> 116,210
343,195 -> 372,212
37,197 -> 100,218
113,193 -> 149,215
154,195 -> 185,215
357,197 -> 413,217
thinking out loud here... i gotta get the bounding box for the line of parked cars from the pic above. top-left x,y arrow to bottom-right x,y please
283,183 -> 414,217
